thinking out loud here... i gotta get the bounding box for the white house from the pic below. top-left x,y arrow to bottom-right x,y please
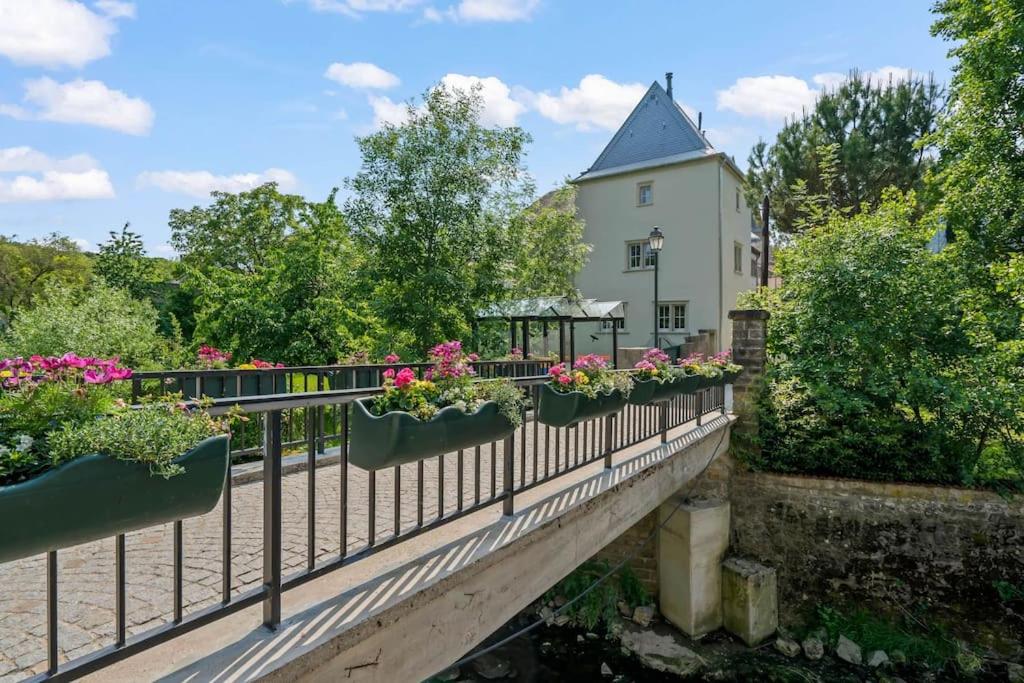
572,74 -> 753,356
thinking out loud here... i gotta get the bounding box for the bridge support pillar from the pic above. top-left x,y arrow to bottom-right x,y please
657,497 -> 730,638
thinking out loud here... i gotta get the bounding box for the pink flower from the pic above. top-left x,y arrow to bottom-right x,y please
61,352 -> 88,369
394,367 -> 416,389
83,369 -> 110,384
548,364 -> 565,376
468,353 -> 479,362
557,374 -> 572,385
384,353 -> 400,364
383,368 -> 396,379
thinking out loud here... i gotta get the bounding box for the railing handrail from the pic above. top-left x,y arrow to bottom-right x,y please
132,358 -> 554,380
199,374 -> 552,416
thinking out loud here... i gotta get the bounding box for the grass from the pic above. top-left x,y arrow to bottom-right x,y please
543,560 -> 649,631
814,604 -> 964,670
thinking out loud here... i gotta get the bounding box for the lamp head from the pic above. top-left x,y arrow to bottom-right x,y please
648,226 -> 664,252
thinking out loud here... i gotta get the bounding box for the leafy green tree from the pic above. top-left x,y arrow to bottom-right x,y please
169,183 -> 306,273
345,84 -> 533,353
96,223 -> 154,300
0,281 -> 179,369
508,183 -> 591,299
0,234 -> 92,325
174,185 -> 386,364
746,71 -> 943,234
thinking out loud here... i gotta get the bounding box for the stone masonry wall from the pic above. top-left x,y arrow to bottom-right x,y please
591,510 -> 659,597
728,470 -> 1024,613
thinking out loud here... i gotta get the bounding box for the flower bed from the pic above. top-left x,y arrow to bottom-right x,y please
0,354 -> 231,561
628,348 -> 697,404
348,342 -> 523,469
679,351 -> 743,388
536,354 -> 631,427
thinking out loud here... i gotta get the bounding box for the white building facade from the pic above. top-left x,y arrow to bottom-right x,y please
573,76 -> 753,356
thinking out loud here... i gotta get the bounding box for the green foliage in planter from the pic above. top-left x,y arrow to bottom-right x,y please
543,560 -> 649,632
47,398 -> 227,479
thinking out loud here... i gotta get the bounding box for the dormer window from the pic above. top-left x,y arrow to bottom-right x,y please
637,182 -> 653,206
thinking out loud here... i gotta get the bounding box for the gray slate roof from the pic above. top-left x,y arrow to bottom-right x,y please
578,81 -> 712,181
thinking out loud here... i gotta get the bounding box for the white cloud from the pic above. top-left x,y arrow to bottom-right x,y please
368,95 -> 412,128
291,0 -> 424,18
94,0 -> 136,19
72,237 -> 92,251
0,169 -> 115,202
0,0 -> 133,68
716,75 -> 818,121
439,73 -> 525,126
449,0 -> 538,21
137,168 -> 298,197
720,66 -> 917,120
1,77 -> 154,135
528,74 -> 647,132
0,146 -> 99,173
150,243 -> 176,257
324,62 -> 400,89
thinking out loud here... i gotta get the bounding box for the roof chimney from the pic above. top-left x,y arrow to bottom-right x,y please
665,72 -> 673,99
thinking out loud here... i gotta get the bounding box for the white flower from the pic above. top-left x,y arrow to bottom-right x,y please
14,435 -> 34,453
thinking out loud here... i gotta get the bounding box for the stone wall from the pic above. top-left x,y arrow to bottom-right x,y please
591,510 -> 660,597
728,470 -> 1024,612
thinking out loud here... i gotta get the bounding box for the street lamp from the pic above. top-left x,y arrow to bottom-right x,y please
648,226 -> 664,348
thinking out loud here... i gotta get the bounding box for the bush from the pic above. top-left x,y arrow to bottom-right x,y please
743,194 -> 1023,486
0,281 -> 180,369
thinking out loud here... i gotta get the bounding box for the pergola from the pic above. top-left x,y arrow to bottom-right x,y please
475,296 -> 626,366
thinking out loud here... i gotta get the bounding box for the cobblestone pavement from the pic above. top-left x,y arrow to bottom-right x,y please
0,404 -> 677,681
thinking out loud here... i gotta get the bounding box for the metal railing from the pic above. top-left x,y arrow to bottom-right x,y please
129,359 -> 554,460
29,377 -> 725,681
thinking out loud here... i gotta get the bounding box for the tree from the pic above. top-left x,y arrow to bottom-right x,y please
169,183 -> 306,274
745,71 -> 943,234
345,84 -> 533,354
96,223 -> 153,300
508,183 -> 591,300
0,234 -> 91,325
174,185 -> 385,364
0,280 -> 179,369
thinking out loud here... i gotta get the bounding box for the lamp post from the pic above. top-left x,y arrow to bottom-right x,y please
648,226 -> 664,348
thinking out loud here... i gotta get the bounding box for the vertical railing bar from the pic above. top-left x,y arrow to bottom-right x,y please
490,443 -> 497,499
173,520 -> 183,624
437,454 -> 444,519
318,372 -> 327,454
457,450 -> 464,511
394,465 -> 401,536
519,415 -> 526,489
544,423 -> 550,478
222,458 -> 232,603
340,404 -> 348,559
474,445 -> 481,505
115,533 -> 126,646
306,408 -> 316,572
554,427 -> 560,473
582,420 -> 588,464
532,387 -> 539,483
263,410 -> 282,628
47,550 -> 57,675
368,470 -> 376,546
502,431 -> 515,516
417,460 -> 425,528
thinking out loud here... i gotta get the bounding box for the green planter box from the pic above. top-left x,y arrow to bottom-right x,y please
536,383 -> 627,428
628,378 -> 678,405
723,368 -> 743,384
0,435 -> 229,564
349,398 -> 515,470
180,372 -> 279,399
673,374 -> 701,395
697,373 -> 725,390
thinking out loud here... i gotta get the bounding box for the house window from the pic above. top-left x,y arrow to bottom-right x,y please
735,188 -> 741,212
626,241 -> 655,270
638,182 -> 653,206
657,302 -> 687,332
734,242 -> 743,274
601,318 -> 625,331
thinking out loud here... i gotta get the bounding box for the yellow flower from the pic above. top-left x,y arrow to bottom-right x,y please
651,369 -> 660,376
0,370 -> 10,378
573,371 -> 589,384
237,363 -> 257,370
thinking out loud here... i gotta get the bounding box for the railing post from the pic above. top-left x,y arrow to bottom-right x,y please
696,389 -> 703,426
660,400 -> 668,444
604,414 -> 615,469
502,430 -> 515,516
263,410 -> 282,629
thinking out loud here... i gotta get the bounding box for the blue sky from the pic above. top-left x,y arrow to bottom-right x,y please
0,0 -> 952,255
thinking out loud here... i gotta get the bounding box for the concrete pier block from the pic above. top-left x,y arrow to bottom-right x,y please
657,498 -> 730,637
721,557 -> 778,646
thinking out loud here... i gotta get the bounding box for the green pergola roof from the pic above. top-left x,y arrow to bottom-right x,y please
476,297 -> 625,322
